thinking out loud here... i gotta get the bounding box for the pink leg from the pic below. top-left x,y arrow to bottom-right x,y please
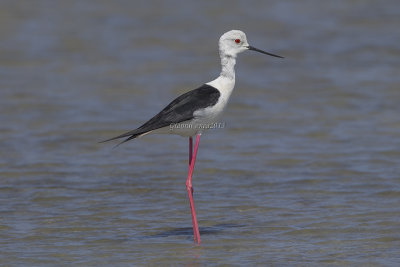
186,134 -> 201,244
189,136 -> 193,166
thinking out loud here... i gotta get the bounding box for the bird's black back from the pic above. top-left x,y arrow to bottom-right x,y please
100,84 -> 220,144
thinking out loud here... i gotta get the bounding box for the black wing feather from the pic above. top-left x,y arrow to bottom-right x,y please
100,84 -> 220,145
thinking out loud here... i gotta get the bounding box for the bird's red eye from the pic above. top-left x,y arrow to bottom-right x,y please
235,39 -> 241,44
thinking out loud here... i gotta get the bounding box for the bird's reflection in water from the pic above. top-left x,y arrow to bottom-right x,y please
147,223 -> 246,239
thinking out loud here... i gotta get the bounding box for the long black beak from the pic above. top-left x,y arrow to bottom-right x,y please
247,45 -> 284,58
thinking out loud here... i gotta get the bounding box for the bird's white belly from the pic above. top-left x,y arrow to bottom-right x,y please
152,113 -> 224,137
149,99 -> 227,137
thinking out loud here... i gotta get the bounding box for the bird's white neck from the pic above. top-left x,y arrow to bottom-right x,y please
206,53 -> 236,102
219,54 -> 236,80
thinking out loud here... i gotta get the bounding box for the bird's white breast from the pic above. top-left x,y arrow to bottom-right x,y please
196,76 -> 235,120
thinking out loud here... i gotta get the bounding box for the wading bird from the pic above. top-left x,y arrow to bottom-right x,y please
101,30 -> 283,244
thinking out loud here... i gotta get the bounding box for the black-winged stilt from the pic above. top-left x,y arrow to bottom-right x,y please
101,30 -> 283,244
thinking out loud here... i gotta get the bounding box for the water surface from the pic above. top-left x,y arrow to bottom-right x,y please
1,0 -> 400,266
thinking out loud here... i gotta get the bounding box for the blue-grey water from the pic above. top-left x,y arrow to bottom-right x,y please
1,0 -> 400,266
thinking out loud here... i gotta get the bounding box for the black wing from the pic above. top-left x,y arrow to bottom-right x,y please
100,84 -> 220,145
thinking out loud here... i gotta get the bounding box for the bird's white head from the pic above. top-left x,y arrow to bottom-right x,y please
219,30 -> 284,59
219,30 -> 249,58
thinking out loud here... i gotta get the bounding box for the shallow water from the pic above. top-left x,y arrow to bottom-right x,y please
1,0 -> 400,266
